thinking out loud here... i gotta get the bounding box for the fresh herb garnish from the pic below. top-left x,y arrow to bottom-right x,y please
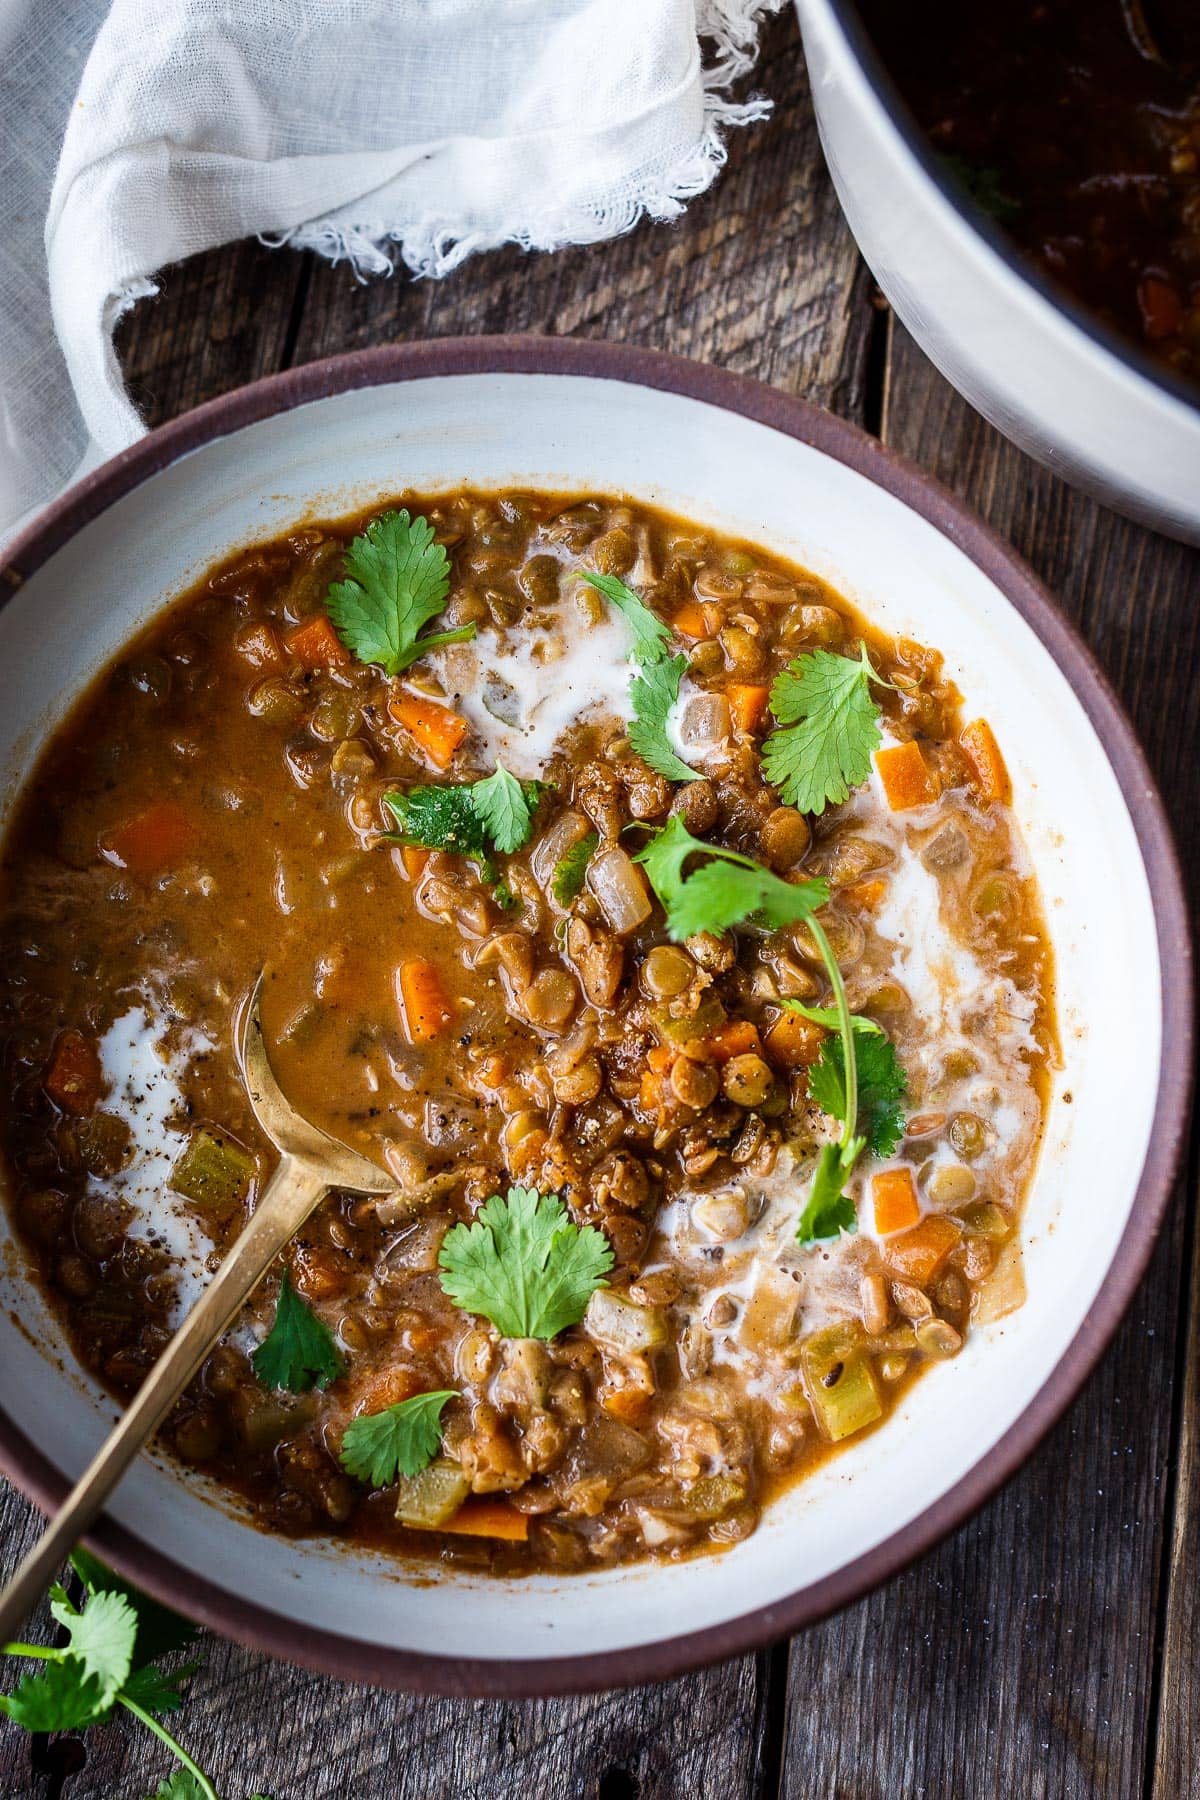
468,766 -> 543,855
383,768 -> 543,877
785,1002 -> 907,1160
552,830 -> 599,905
633,814 -> 829,941
783,935 -> 907,1246
580,570 -> 672,663
628,653 -> 696,782
340,1389 -> 458,1488
0,1556 -> 261,1800
762,645 -> 885,814
438,1186 -> 614,1339
325,508 -> 475,675
251,1269 -> 344,1394
580,571 -> 698,781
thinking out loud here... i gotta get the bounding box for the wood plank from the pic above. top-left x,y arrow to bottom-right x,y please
288,10 -> 873,415
1151,1126 -> 1200,1800
113,237 -> 305,433
778,319 -> 1200,1800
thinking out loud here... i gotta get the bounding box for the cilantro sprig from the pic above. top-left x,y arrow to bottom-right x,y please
251,1269 -> 343,1394
762,645 -> 885,814
340,1389 -> 458,1488
633,814 -> 829,941
326,508 -> 475,675
0,1554 -> 266,1800
581,571 -> 698,782
631,816 -> 906,1247
784,981 -> 907,1247
383,767 -> 543,879
438,1187 -> 613,1339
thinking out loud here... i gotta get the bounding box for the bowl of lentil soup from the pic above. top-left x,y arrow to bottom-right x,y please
0,340 -> 1188,1692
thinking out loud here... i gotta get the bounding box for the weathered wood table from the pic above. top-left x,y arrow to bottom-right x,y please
3,14 -> 1198,1797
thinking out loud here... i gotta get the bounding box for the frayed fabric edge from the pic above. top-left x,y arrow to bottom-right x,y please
266,0 -> 784,283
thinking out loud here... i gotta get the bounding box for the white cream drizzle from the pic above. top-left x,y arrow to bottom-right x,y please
96,1008 -> 254,1339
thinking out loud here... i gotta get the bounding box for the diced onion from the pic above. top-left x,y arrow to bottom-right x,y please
587,846 -> 652,935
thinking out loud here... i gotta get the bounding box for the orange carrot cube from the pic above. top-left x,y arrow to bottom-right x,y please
285,614 -> 350,670
875,740 -> 937,811
871,1167 -> 921,1236
44,1029 -> 102,1115
100,801 -> 196,879
960,719 -> 1011,806
882,1214 -> 961,1284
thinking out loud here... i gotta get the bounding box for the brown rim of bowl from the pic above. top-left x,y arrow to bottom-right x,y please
0,336 -> 1192,1698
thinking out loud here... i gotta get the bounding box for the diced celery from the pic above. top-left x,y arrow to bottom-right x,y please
394,1454 -> 467,1526
170,1127 -> 256,1219
653,996 -> 726,1045
395,1457 -> 471,1529
683,1473 -> 746,1521
238,1393 -> 315,1454
584,1289 -> 667,1353
961,1201 -> 1012,1241
801,1322 -> 884,1443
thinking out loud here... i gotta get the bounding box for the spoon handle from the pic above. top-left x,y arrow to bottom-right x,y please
0,1154 -> 327,1644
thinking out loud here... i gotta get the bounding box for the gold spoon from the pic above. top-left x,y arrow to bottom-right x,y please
0,972 -> 394,1641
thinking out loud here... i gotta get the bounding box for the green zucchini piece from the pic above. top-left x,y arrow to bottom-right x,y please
170,1126 -> 256,1219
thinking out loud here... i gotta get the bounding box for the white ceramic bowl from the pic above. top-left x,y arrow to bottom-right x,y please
796,0 -> 1200,545
0,341 -> 1189,1694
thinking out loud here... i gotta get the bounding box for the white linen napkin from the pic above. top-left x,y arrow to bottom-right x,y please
0,0 -> 781,541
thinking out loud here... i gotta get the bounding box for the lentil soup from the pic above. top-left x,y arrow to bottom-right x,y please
0,489 -> 1055,1572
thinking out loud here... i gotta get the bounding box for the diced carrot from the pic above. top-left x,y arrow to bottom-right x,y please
845,878 -> 886,911
601,1386 -> 653,1425
442,1499 -> 530,1542
290,1243 -> 351,1303
871,1167 -> 921,1237
728,684 -> 770,735
285,614 -> 350,670
232,620 -> 283,669
507,1127 -> 549,1180
1138,275 -> 1183,341
397,958 -> 455,1043
389,694 -> 469,770
882,1214 -> 961,1285
959,718 -> 1011,806
44,1029 -> 102,1115
702,1018 -> 763,1063
351,1367 -> 421,1415
639,1070 -> 663,1111
763,1008 -> 825,1070
875,740 -> 936,811
100,801 -> 197,879
401,844 -> 432,881
673,601 -> 714,641
647,1042 -> 674,1075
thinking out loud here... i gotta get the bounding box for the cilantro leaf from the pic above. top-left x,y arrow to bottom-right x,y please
251,1270 -> 344,1394
795,1143 -> 860,1246
439,1187 -> 614,1339
325,509 -> 475,675
762,645 -> 884,813
628,653 -> 697,782
552,831 -> 599,906
49,1586 -> 137,1706
665,858 -> 827,941
806,1025 -> 907,1158
70,1549 -> 198,1667
633,815 -> 829,942
580,571 -> 672,663
781,999 -> 882,1036
340,1390 -> 458,1488
384,770 -> 542,873
121,1661 -> 198,1716
0,1657 -> 107,1732
469,766 -> 543,855
146,1775 -> 207,1800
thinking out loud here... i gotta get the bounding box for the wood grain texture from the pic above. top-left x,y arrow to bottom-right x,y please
4,5 -> 1200,1795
